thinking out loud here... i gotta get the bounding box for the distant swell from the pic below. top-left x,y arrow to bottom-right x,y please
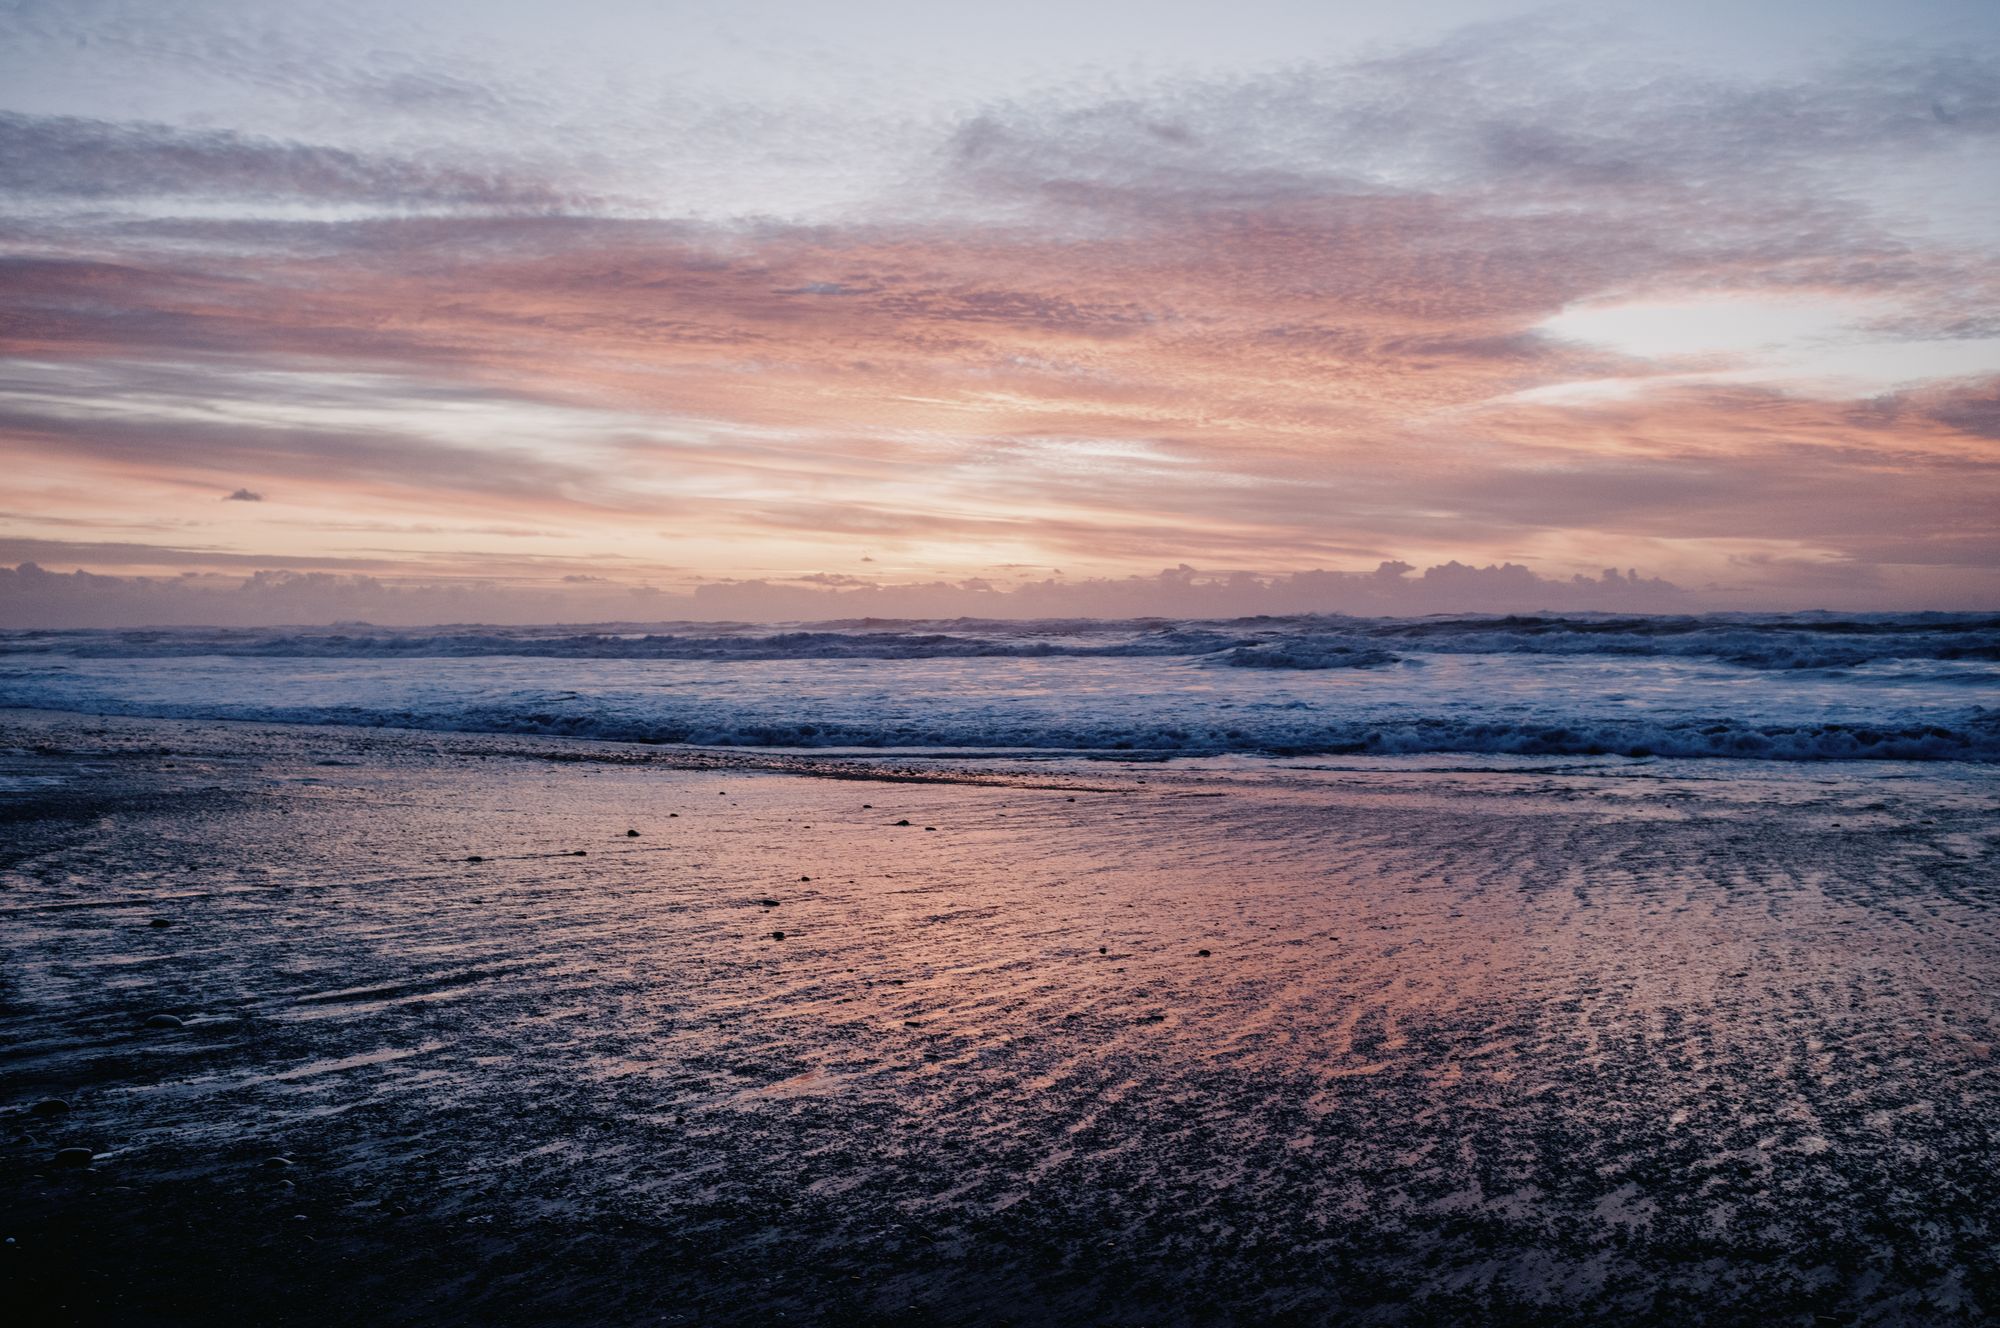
5,612 -> 1998,671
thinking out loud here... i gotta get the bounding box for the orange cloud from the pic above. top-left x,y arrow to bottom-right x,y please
2,34 -> 1997,610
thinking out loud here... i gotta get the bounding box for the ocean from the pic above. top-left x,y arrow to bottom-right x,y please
4,611 -> 1996,762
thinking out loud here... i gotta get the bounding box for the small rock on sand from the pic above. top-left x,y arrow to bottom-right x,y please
771,930 -> 787,940
895,819 -> 911,826
143,1013 -> 184,1029
1197,949 -> 1211,957
52,1147 -> 94,1169
465,855 -> 485,863
263,1156 -> 294,1170
759,898 -> 780,907
31,1099 -> 71,1118
148,918 -> 172,928
626,829 -> 640,837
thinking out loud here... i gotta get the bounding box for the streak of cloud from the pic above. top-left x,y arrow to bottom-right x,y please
0,11 -> 1996,618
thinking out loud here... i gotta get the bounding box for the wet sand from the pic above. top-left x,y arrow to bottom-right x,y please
3,710 -> 1997,1326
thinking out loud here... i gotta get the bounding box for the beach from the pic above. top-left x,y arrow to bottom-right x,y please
11,0 -> 2000,1317
5,708 -> 1997,1325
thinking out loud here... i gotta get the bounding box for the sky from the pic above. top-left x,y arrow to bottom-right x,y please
2,0 -> 1997,624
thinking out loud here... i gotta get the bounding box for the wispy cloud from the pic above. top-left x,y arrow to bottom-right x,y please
0,112 -> 589,210
1,13 -> 1996,618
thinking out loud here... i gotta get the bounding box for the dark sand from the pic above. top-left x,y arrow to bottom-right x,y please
3,710 -> 1997,1326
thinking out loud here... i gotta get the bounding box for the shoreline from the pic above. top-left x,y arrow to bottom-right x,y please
3,708 -> 1997,1325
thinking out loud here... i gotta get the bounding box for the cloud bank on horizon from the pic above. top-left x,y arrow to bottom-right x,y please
2,0 -> 1997,624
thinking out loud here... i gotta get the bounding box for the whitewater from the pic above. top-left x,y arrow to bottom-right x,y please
3,612 -> 1996,762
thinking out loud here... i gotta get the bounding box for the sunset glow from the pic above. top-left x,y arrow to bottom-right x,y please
6,9 -> 2000,1324
4,0 -> 1997,620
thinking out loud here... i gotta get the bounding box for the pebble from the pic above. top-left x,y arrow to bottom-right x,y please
52,1147 -> 94,1169
465,855 -> 485,863
148,918 -> 172,929
30,1099 -> 71,1118
799,875 -> 811,882
626,829 -> 641,837
143,1014 -> 185,1029
1197,949 -> 1212,957
895,819 -> 911,826
759,899 -> 780,907
1099,947 -> 1108,955
771,930 -> 787,941
263,1156 -> 294,1170
572,850 -> 587,856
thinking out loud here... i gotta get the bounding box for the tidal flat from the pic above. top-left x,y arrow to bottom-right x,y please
3,710 -> 1996,1325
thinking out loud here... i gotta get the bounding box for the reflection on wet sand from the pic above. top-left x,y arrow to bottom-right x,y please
3,712 -> 1997,1325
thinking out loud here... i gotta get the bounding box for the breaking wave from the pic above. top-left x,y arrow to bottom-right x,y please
2,686 -> 1994,763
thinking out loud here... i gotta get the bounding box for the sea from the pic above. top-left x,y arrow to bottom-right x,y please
2,611 -> 1996,763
